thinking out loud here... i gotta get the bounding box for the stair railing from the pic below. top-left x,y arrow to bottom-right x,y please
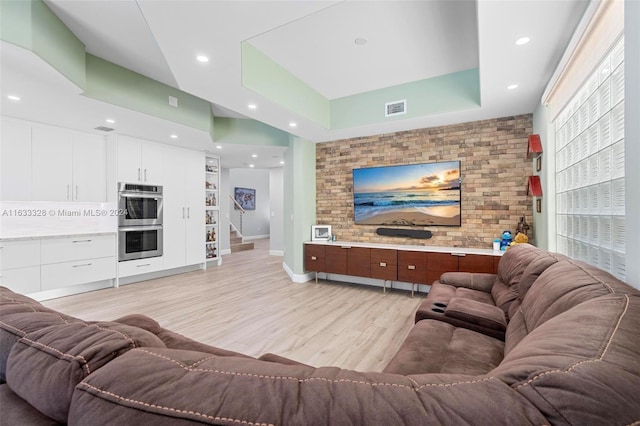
229,195 -> 245,235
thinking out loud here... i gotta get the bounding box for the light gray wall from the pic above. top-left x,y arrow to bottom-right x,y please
532,103 -> 555,251
625,0 -> 640,288
283,136 -> 316,275
220,168 -> 231,254
229,168 -> 270,238
269,168 -> 284,255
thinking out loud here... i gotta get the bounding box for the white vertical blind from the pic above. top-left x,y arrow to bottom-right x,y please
555,37 -> 625,280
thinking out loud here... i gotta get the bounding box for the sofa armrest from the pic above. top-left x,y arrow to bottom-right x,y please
438,272 -> 497,292
444,298 -> 507,331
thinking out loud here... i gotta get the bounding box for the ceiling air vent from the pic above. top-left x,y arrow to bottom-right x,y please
385,99 -> 407,117
94,126 -> 114,132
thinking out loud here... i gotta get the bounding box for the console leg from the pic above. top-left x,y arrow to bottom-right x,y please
315,272 -> 318,284
383,280 -> 386,294
411,283 -> 415,298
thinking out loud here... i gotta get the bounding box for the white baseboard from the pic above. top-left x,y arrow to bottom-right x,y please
244,234 -> 269,241
282,262 -> 314,283
269,250 -> 284,256
220,249 -> 231,255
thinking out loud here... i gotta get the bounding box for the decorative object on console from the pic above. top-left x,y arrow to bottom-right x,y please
376,228 -> 433,239
515,215 -> 530,236
352,161 -> 461,226
500,230 -> 513,251
311,225 -> 331,241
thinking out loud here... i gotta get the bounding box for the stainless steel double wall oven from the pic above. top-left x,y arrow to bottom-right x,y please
118,183 -> 163,261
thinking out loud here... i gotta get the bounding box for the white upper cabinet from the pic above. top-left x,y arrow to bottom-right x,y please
0,118 -> 32,201
117,136 -> 163,185
31,126 -> 107,202
72,133 -> 106,202
31,126 -> 74,201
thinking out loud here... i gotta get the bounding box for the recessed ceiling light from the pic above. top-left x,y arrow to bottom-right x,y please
248,104 -> 257,110
249,164 -> 255,168
601,68 -> 609,74
7,95 -> 21,101
289,122 -> 297,127
515,37 -> 530,46
507,84 -> 519,90
354,37 -> 367,46
280,161 -> 285,165
170,134 -> 178,139
105,118 -> 115,124
196,55 -> 209,63
216,145 -> 222,149
251,154 -> 257,158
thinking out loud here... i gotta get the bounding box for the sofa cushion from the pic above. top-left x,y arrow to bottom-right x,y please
496,243 -> 539,287
505,259 -> 640,355
438,272 -> 496,292
0,383 -> 62,426
113,314 -> 252,358
383,320 -> 504,376
444,298 -> 507,332
491,294 -> 640,425
5,321 -> 166,423
0,286 -> 80,382
70,347 -> 546,425
490,281 -> 518,318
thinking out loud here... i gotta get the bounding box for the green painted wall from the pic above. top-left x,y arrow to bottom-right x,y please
242,42 -> 330,129
0,0 -> 33,49
1,0 -> 85,89
84,54 -> 213,132
214,117 -> 289,147
330,68 -> 480,129
283,135 -> 316,275
31,0 -> 85,89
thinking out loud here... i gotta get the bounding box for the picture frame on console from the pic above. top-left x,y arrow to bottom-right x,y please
311,225 -> 332,241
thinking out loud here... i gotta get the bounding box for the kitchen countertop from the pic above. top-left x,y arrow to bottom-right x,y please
0,232 -> 116,242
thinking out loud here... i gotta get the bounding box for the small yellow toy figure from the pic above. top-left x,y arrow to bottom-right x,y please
510,232 -> 529,247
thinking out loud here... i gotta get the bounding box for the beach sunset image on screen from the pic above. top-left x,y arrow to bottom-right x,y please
353,161 -> 461,226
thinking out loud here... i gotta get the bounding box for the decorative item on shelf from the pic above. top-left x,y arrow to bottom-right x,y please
510,232 -> 529,247
205,193 -> 216,207
205,165 -> 218,173
500,230 -> 513,251
528,175 -> 543,213
311,225 -> 332,241
527,134 -> 543,158
205,211 -> 216,225
205,180 -> 217,190
206,245 -> 217,259
206,228 -> 216,242
515,215 -> 530,236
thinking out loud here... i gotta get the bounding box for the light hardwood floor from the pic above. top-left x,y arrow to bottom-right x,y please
43,239 -> 423,372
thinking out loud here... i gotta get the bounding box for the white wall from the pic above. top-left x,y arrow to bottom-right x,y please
269,168 -> 284,255
220,168 -> 231,254
229,168 -> 270,238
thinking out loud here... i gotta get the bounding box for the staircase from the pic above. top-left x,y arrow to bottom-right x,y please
230,227 -> 254,253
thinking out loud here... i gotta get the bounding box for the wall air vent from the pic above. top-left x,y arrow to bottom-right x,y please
385,100 -> 407,117
94,126 -> 114,132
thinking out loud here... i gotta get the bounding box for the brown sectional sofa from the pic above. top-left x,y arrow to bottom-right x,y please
1,246 -> 640,425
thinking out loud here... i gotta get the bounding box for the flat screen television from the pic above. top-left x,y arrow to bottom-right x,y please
353,161 -> 461,226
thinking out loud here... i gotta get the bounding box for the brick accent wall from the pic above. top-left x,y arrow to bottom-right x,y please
316,114 -> 534,249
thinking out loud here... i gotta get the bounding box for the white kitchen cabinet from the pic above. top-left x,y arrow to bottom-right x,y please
72,133 -> 106,202
41,256 -> 115,291
162,146 -> 204,269
31,126 -> 73,201
0,117 -> 32,201
31,125 -> 107,202
0,239 -> 41,294
0,235 -> 116,296
117,136 -> 163,184
118,256 -> 163,278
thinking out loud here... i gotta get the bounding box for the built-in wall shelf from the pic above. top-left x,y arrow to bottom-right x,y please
205,157 -> 220,262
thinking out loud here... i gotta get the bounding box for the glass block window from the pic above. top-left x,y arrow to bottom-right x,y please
555,37 -> 625,280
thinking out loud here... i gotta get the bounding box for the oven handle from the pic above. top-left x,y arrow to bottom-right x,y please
118,225 -> 163,232
119,192 -> 162,199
